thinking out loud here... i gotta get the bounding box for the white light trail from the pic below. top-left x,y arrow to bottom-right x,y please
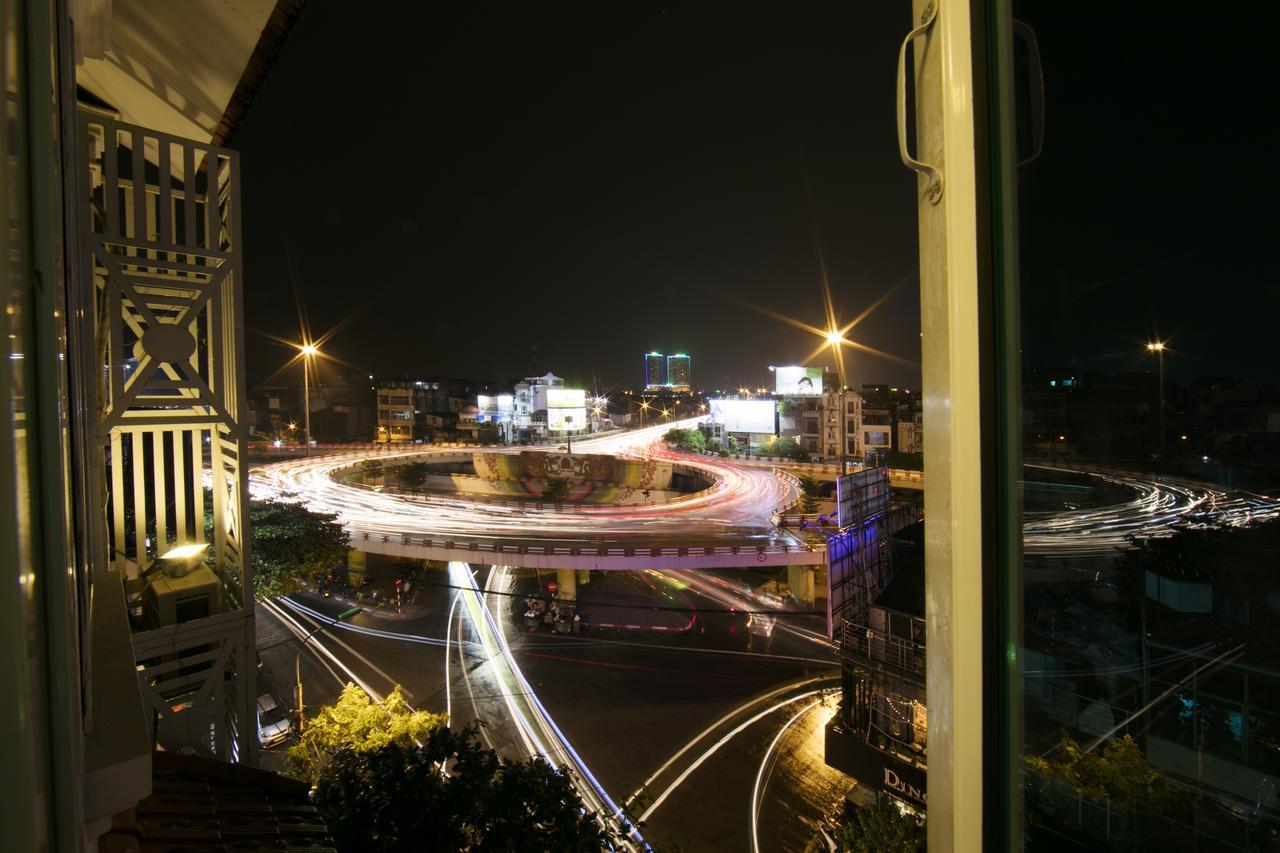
749,698 -> 825,853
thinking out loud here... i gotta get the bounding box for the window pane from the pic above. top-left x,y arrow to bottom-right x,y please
996,6 -> 1280,850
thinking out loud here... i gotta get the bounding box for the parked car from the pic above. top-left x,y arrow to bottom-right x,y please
257,693 -> 292,748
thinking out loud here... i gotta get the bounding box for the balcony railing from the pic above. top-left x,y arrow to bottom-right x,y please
840,619 -> 927,679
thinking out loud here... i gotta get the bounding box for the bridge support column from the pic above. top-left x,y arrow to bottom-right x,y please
788,564 -> 817,607
348,549 -> 369,584
556,568 -> 577,602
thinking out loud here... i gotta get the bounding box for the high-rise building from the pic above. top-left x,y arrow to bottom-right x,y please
644,352 -> 665,390
666,353 -> 692,390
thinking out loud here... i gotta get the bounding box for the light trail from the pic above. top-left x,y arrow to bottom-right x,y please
1023,466 -> 1280,558
636,687 -> 837,823
260,597 -> 383,701
249,421 -> 801,550
444,589 -> 461,725
450,563 -> 646,849
749,698 -> 827,853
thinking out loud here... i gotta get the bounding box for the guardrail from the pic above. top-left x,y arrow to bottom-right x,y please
839,620 -> 926,679
357,531 -> 824,559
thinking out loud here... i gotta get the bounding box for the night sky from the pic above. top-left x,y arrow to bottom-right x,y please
233,5 -> 919,393
234,5 -> 1277,395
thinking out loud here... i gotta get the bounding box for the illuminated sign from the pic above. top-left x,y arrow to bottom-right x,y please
477,394 -> 514,414
546,388 -> 586,409
709,398 -> 776,434
775,366 -> 823,396
547,407 -> 586,431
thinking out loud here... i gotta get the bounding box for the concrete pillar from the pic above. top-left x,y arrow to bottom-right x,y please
556,568 -> 577,602
348,549 -> 369,585
788,564 -> 816,607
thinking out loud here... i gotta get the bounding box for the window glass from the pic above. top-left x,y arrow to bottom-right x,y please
995,6 -> 1280,850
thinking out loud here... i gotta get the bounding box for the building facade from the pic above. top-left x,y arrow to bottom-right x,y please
644,352 -> 665,390
666,353 -> 692,390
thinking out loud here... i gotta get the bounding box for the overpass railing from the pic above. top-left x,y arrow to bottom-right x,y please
357,531 -> 825,561
839,619 -> 927,681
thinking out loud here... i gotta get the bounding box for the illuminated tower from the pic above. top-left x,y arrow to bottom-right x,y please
644,352 -> 665,390
666,353 -> 691,390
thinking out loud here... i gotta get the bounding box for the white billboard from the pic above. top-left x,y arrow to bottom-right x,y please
548,407 -> 586,431
546,388 -> 586,409
477,394 -> 514,414
775,365 -> 823,396
710,398 -> 776,434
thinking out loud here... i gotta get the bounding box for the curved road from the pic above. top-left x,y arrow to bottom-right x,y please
250,421 -> 802,549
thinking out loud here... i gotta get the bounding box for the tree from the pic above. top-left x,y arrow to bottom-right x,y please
243,498 -> 350,598
287,684 -> 444,783
1024,733 -> 1191,817
361,458 -> 384,483
301,686 -> 611,852
798,474 -> 823,514
835,801 -> 925,852
761,436 -> 808,461
477,423 -> 501,445
398,461 -> 429,492
542,476 -> 571,502
662,428 -> 706,453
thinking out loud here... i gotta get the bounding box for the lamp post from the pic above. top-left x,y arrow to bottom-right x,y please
294,605 -> 361,731
827,330 -> 849,475
299,342 -> 319,456
1146,341 -> 1166,458
639,399 -> 650,429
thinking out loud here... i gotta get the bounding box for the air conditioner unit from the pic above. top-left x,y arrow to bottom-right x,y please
142,565 -> 222,628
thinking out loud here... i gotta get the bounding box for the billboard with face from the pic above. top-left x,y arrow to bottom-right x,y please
775,366 -> 823,396
709,398 -> 776,434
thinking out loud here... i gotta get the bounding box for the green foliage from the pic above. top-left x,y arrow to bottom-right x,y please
542,476 -> 571,502
718,449 -> 730,458
397,461 -> 429,492
1025,733 -> 1192,816
361,458 -> 384,481
662,428 -> 706,453
725,435 -> 741,453
797,474 -> 823,497
310,724 -> 610,852
246,498 -> 349,599
835,802 -> 926,852
760,436 -> 809,461
287,684 -> 445,783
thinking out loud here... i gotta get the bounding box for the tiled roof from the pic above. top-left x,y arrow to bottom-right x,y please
100,752 -> 336,852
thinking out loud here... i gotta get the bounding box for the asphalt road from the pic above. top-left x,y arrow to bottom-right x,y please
255,562 -> 848,850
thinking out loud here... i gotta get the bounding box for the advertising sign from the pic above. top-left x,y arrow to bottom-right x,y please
548,407 -> 586,431
837,467 -> 890,528
775,365 -> 823,396
477,394 -> 514,415
546,388 -> 586,409
709,398 -> 776,434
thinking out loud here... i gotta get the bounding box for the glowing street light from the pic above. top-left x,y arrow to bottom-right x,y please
297,340 -> 322,456
1146,340 -> 1169,458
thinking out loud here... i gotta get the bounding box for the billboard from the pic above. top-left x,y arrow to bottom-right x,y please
477,394 -> 514,414
837,467 -> 890,528
709,398 -> 775,434
548,407 -> 586,431
775,365 -> 823,396
546,388 -> 586,409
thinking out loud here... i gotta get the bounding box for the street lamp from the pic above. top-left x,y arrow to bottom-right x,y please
299,342 -> 320,456
1146,341 -> 1166,459
295,605 -> 361,731
827,329 -> 850,475
639,399 -> 650,429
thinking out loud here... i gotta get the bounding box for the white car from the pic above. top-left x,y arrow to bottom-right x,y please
257,693 -> 292,748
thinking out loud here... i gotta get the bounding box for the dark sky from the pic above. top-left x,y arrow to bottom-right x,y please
234,5 -> 920,393
234,5 -> 1278,396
